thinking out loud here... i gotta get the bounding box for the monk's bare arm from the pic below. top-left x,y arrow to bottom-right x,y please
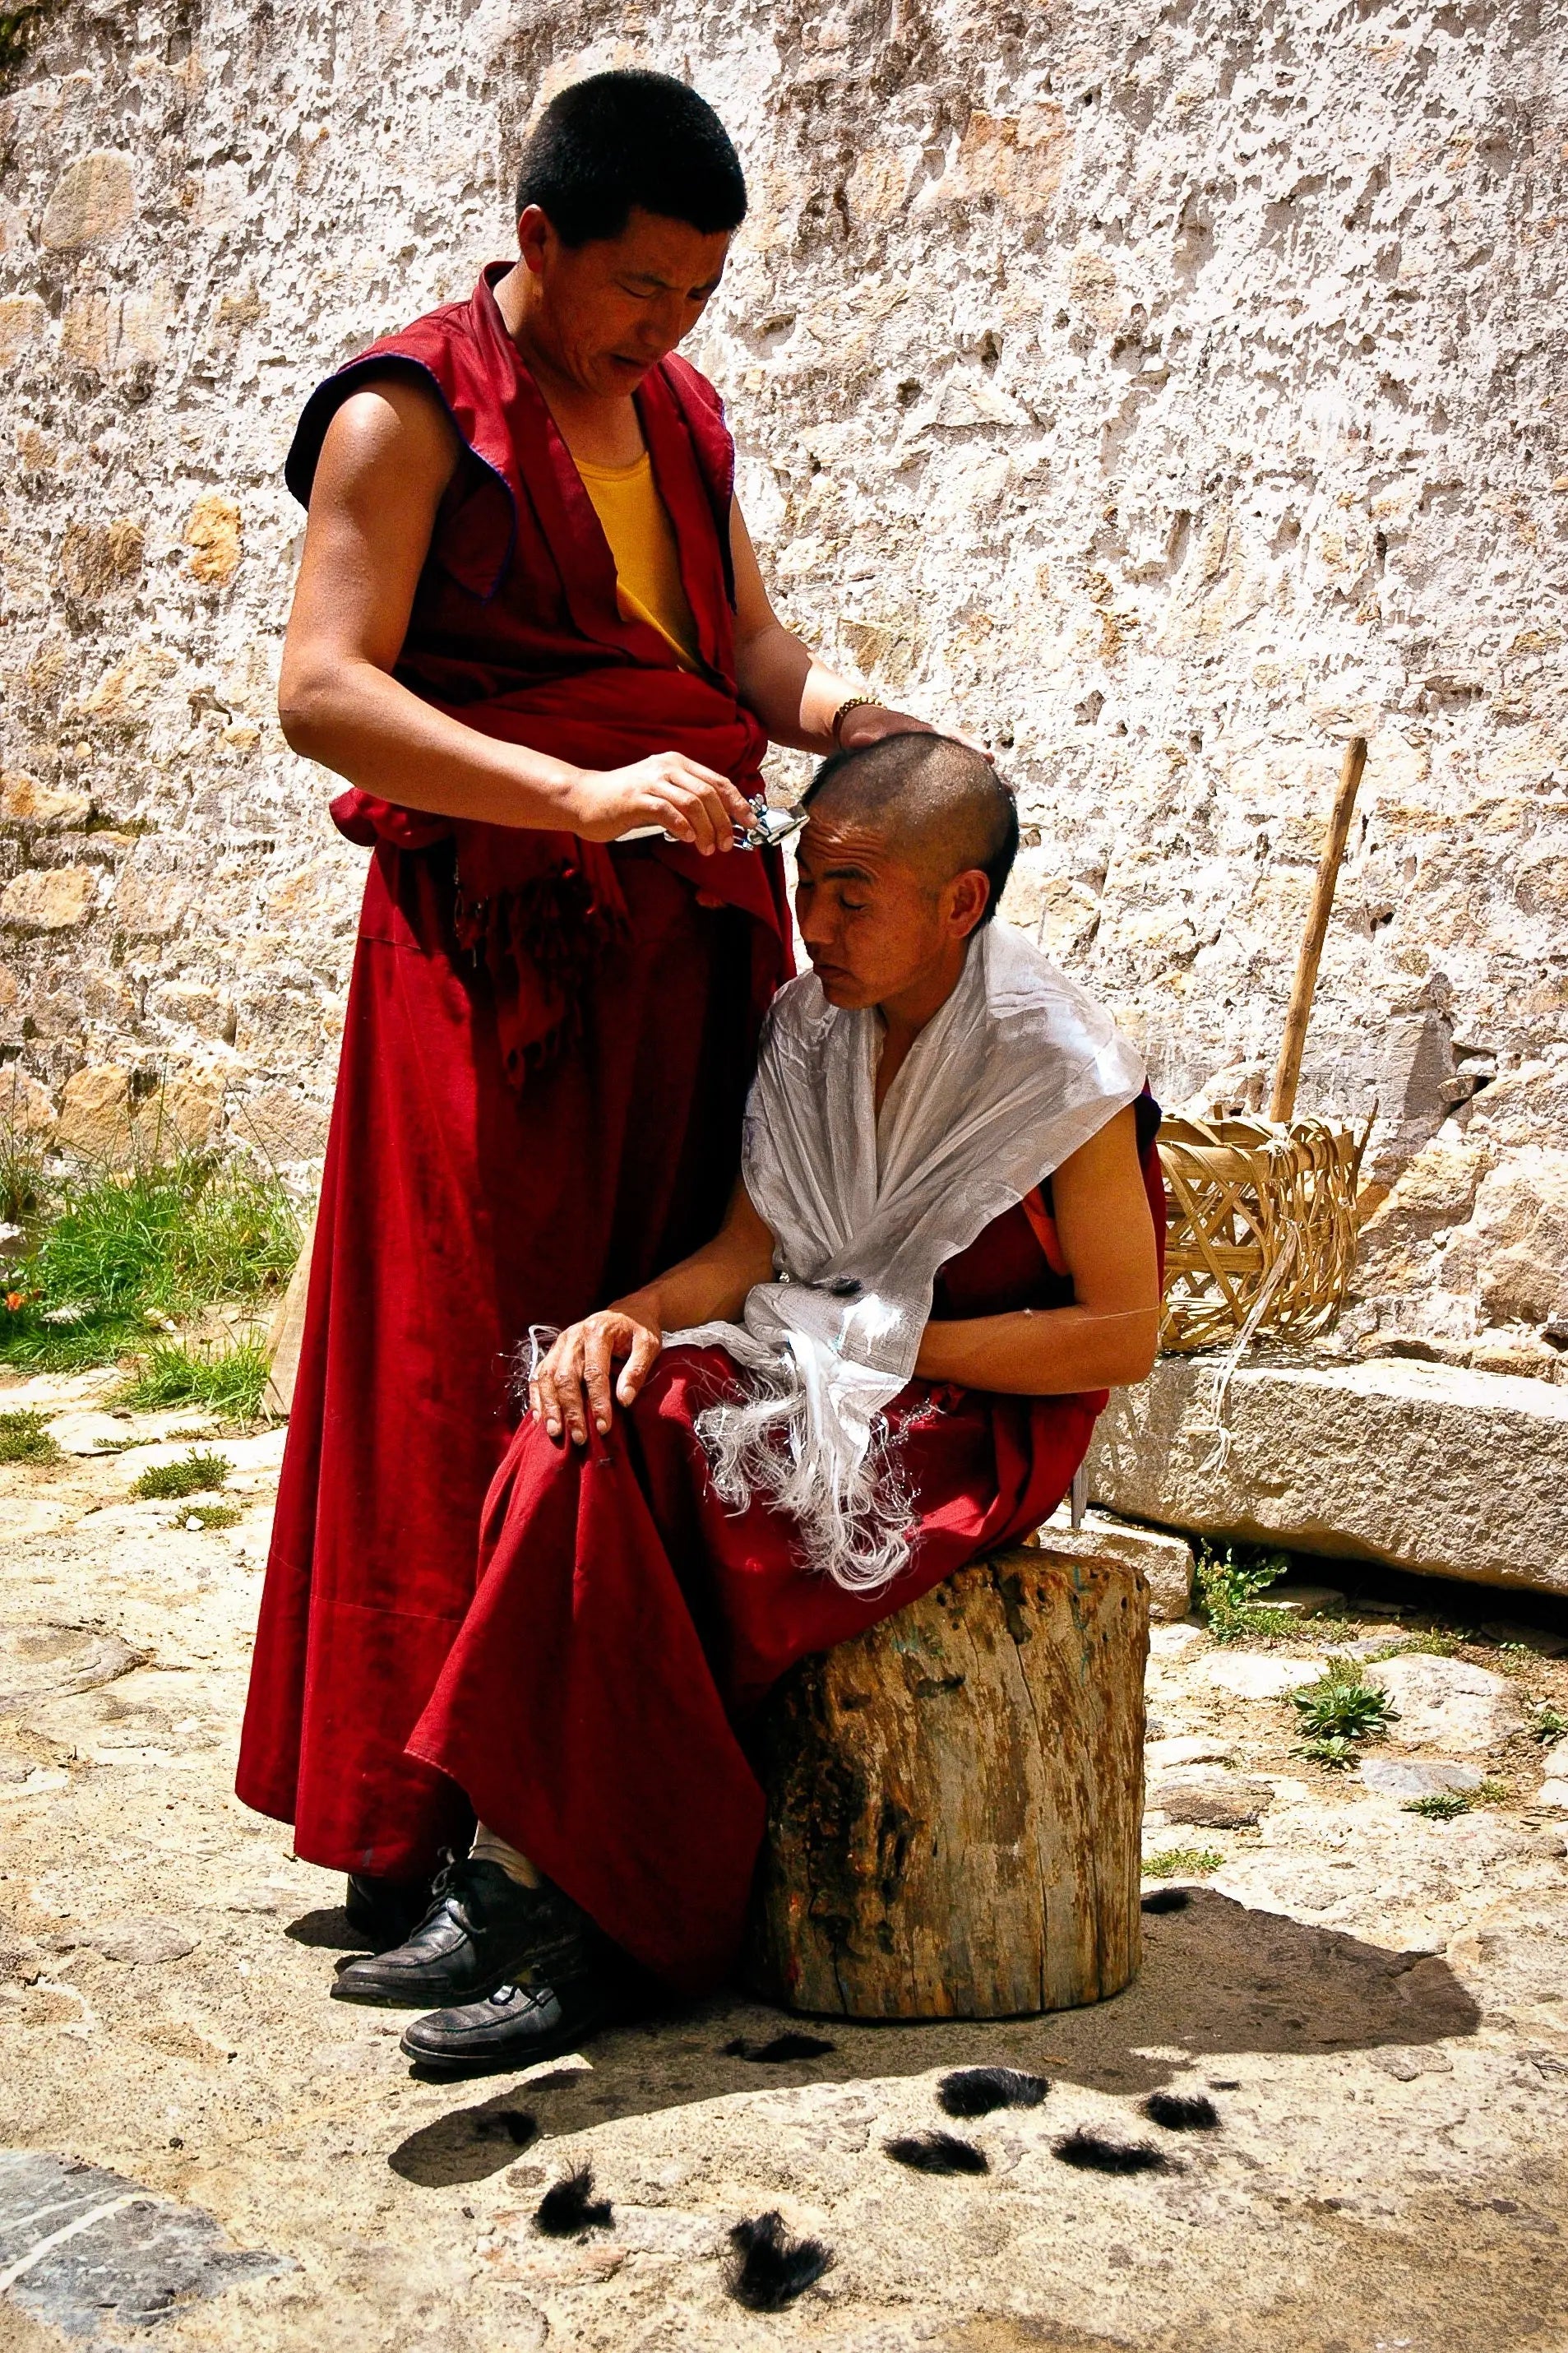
912,1106 -> 1161,1395
728,500 -> 938,757
278,381 -> 752,853
532,1182 -> 776,1444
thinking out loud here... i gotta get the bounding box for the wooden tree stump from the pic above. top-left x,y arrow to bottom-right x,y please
744,1547 -> 1148,2019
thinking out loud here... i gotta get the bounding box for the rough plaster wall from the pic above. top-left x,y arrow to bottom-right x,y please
0,0 -> 1565,1346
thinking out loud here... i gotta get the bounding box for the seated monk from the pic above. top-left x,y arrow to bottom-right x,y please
333,734 -> 1164,2069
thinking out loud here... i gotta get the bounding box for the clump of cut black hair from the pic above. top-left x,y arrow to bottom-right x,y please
722,2031 -> 837,2062
725,2211 -> 834,2309
803,734 -> 1020,927
1140,1886 -> 1192,1915
885,2131 -> 989,2175
476,2108 -> 538,2147
1141,2091 -> 1220,2133
534,2164 -> 614,2235
937,2066 -> 1050,2118
1052,2128 -> 1171,2175
516,69 -> 747,246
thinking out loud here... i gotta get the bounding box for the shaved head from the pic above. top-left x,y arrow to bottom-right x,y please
803,734 -> 1018,923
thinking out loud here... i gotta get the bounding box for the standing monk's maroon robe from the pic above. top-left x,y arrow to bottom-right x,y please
407,1100 -> 1164,1994
236,266 -> 791,1880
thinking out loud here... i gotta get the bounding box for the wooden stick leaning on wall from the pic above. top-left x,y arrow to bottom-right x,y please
1268,734 -> 1370,1125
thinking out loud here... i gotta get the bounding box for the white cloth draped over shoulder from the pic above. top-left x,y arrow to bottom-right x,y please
665,919 -> 1147,1592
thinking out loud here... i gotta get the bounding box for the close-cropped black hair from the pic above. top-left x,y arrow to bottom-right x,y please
516,70 -> 747,248
803,734 -> 1020,928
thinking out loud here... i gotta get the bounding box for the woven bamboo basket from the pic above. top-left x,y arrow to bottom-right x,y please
1158,1113 -> 1371,1355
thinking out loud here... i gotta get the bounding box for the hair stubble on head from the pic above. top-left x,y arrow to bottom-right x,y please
803,734 -> 1020,925
516,69 -> 747,246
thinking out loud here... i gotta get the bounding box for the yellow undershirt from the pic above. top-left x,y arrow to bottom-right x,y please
576,451 -> 701,671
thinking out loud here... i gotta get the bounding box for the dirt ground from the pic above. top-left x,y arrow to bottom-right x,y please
2,1366 -> 1566,2353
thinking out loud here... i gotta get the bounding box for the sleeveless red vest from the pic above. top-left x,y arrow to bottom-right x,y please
286,265 -> 790,1082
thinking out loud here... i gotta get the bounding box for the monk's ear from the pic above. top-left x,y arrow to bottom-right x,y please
947,868 -> 992,940
516,204 -> 554,276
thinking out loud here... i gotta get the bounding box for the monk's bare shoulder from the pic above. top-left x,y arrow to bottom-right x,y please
312,375 -> 462,512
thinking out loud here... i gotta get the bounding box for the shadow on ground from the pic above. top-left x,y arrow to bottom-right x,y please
356,1889 -> 1479,2188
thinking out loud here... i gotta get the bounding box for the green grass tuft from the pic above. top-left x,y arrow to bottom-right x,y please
1142,1846 -> 1225,1879
113,1341 -> 271,1421
129,1448 -> 232,1502
173,1501 -> 242,1531
1370,1629 -> 1464,1661
1530,1705 -> 1568,1743
0,1145 -> 298,1375
1289,1657 -> 1397,1744
0,1407 -> 61,1465
1404,1792 -> 1471,1821
1194,1541 -> 1296,1644
1293,1732 -> 1363,1771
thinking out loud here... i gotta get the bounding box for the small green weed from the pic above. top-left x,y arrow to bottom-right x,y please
173,1501 -> 241,1531
114,1341 -> 271,1421
1195,1542 -> 1295,1643
1404,1792 -> 1471,1822
0,1407 -> 60,1465
1376,1629 -> 1464,1660
1289,1656 -> 1397,1745
1293,1733 -> 1362,1772
1530,1705 -> 1568,1743
129,1448 -> 232,1502
1142,1846 -> 1225,1879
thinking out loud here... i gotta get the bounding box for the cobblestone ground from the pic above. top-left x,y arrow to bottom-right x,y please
2,1368 -> 1566,2353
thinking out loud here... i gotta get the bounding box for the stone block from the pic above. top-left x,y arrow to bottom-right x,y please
1034,1508 -> 1194,1620
0,1068 -> 56,1137
1146,1735 -> 1237,1769
1150,1768 -> 1274,1828
146,981 -> 234,1040
1441,1149 -> 1568,1327
1268,1584 -> 1347,1619
1200,1653 -> 1321,1701
113,868 -> 193,943
1360,1756 -> 1485,1797
234,1087 -> 331,1164
1363,1656 -> 1527,1753
58,519 -> 145,602
58,1066 -> 132,1162
1087,1355 -> 1568,1599
0,294 -> 47,366
1,867 -> 97,930
185,494 -> 242,586
152,1068 -> 228,1151
2,774 -> 92,827
41,151 -> 136,249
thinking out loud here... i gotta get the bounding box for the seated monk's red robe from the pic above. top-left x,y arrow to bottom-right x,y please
406,1098 -> 1164,1994
236,266 -> 791,1881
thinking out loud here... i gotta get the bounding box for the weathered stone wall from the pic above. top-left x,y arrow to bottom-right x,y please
1,0 -> 1565,1356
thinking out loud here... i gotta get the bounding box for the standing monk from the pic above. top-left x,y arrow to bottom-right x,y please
235,71 -> 941,1942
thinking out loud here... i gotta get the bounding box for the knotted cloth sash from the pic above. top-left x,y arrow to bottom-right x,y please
668,922 -> 1147,1590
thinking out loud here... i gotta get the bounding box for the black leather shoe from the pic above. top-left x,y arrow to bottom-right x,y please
400,1971 -> 617,2074
331,1858 -> 596,2008
345,1872 -> 435,1953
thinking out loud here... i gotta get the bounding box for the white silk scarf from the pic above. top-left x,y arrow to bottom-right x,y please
667,919 -> 1145,1591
